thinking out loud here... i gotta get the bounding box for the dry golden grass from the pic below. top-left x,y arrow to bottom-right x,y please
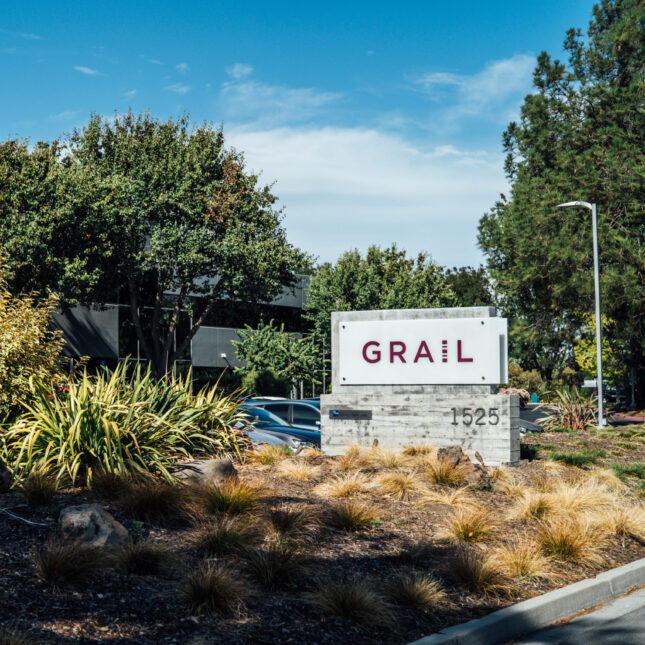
586,468 -> 628,492
182,563 -> 249,616
276,459 -> 322,481
546,479 -> 613,514
508,490 -> 554,520
441,507 -> 496,543
492,542 -> 554,581
304,578 -> 394,625
400,443 -> 436,458
372,470 -> 424,500
385,572 -> 447,612
366,447 -> 408,470
495,476 -> 529,498
327,499 -> 378,532
450,548 -> 510,597
198,480 -> 261,515
334,444 -> 364,472
246,444 -> 292,466
420,486 -> 475,508
536,516 -> 604,564
592,505 -> 645,542
313,472 -> 370,498
422,453 -> 467,486
191,516 -> 260,557
265,505 -> 319,544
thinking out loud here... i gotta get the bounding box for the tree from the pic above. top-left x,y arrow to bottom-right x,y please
0,112 -> 309,378
304,245 -> 456,347
0,261 -> 65,417
477,0 -> 645,399
443,266 -> 494,307
232,320 -> 321,394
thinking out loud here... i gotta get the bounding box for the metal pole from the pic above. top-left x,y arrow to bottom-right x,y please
591,203 -> 605,428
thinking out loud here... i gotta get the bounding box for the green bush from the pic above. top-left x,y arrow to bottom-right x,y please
551,449 -> 606,467
2,362 -> 250,485
508,362 -> 545,394
241,369 -> 291,398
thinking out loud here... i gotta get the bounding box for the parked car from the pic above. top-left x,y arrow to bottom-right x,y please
246,399 -> 321,432
243,428 -> 303,450
239,405 -> 321,447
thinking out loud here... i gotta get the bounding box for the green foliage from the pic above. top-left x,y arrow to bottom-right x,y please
478,0 -> 645,396
551,449 -> 606,467
0,262 -> 66,417
304,244 -> 456,348
574,315 -> 627,386
508,362 -> 545,393
0,112 -> 310,378
2,362 -> 249,486
443,265 -> 494,307
612,463 -> 645,481
233,320 -> 320,392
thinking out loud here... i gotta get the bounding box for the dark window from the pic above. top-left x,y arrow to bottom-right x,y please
264,403 -> 290,422
292,404 -> 320,426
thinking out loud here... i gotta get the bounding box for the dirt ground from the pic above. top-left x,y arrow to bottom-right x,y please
1,432 -> 644,645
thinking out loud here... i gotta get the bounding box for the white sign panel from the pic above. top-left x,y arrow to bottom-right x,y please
338,317 -> 507,385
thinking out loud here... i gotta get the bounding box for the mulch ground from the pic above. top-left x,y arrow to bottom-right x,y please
1,430 -> 645,645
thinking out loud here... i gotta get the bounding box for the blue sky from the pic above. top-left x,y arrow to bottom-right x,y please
1,0 -> 595,267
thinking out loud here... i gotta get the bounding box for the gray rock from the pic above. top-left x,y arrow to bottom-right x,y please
0,457 -> 11,493
59,503 -> 128,547
172,458 -> 238,487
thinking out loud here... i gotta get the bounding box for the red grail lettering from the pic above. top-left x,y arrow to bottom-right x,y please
362,341 -> 381,363
457,340 -> 473,362
389,341 -> 407,363
413,340 -> 434,363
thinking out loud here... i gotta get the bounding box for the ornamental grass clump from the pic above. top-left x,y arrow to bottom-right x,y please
247,444 -> 293,466
121,478 -> 185,525
19,470 -> 58,506
327,499 -> 378,532
276,458 -> 321,481
0,624 -> 36,645
385,572 -> 446,612
373,470 -> 424,501
182,563 -> 249,616
199,480 -> 261,515
492,542 -> 553,581
450,548 -> 509,596
442,507 -> 496,543
114,540 -> 170,576
538,388 -> 597,431
537,517 -> 603,564
423,453 -> 467,486
265,505 -> 319,545
34,541 -> 103,588
191,516 -> 260,557
313,472 -> 370,498
240,545 -> 303,589
3,362 -> 249,486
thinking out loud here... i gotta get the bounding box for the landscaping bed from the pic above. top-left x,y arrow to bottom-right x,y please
1,438 -> 644,645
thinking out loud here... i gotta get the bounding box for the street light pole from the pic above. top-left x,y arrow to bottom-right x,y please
557,201 -> 606,428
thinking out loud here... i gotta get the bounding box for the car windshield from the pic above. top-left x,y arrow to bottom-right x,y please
241,406 -> 291,428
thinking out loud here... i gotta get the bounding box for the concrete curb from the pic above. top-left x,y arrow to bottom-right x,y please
408,557 -> 645,645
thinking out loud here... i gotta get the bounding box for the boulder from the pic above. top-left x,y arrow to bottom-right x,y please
59,504 -> 128,548
436,445 -> 493,489
172,458 -> 238,487
0,458 -> 11,493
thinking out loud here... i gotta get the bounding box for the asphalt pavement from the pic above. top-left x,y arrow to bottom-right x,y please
513,587 -> 645,644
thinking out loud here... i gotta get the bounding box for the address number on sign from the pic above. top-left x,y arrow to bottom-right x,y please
451,407 -> 499,426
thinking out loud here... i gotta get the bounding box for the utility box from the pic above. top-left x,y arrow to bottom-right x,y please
320,307 -> 520,466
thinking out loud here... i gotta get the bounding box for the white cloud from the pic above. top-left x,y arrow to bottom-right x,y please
124,89 -> 137,97
221,80 -> 341,126
226,62 -> 253,79
416,53 -> 535,120
226,126 -> 505,266
74,65 -> 99,75
165,83 -> 190,94
146,58 -> 162,65
0,29 -> 41,40
176,62 -> 189,73
48,109 -> 78,120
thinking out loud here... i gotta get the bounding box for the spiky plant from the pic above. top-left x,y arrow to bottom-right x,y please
450,548 -> 509,596
265,506 -> 319,544
0,625 -> 36,645
313,472 -> 370,498
423,454 -> 467,486
121,478 -> 185,524
304,578 -> 394,625
508,490 -> 554,520
593,506 -> 645,542
492,542 -> 554,580
191,516 -> 260,557
442,507 -> 496,543
537,517 -> 603,564
240,545 -> 303,589
247,444 -> 293,466
89,468 -> 134,501
33,541 -> 103,587
182,563 -> 249,616
198,480 -> 260,515
276,459 -> 321,481
114,540 -> 169,576
19,470 -> 57,505
421,486 -> 475,508
385,572 -> 446,612
327,499 -> 378,532
538,388 -> 597,431
373,470 -> 423,501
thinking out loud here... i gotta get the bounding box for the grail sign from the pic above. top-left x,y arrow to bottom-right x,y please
338,317 -> 507,385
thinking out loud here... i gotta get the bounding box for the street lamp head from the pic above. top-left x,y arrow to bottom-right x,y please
557,201 -> 593,210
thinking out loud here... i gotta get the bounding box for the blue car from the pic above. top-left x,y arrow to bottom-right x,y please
240,404 -> 321,447
245,399 -> 321,433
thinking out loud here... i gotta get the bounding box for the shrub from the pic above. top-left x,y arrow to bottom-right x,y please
241,545 -> 303,589
313,472 -> 370,498
537,517 -> 602,563
199,480 -> 260,515
192,516 -> 259,557
450,548 -> 509,596
19,470 -> 57,505
595,506 -> 645,542
508,491 -> 553,520
423,454 -> 467,486
182,563 -> 249,616
121,478 -> 185,524
508,362 -> 544,394
3,362 -> 249,485
442,507 -> 496,543
327,500 -> 378,532
34,541 -> 102,587
612,463 -> 645,481
276,459 -> 321,481
304,578 -> 393,625
373,470 -> 423,501
550,449 -> 606,467
0,264 -> 66,417
265,506 -> 319,544
114,541 -> 169,575
538,388 -> 597,431
493,542 -> 553,580
385,572 -> 446,612
240,369 -> 291,398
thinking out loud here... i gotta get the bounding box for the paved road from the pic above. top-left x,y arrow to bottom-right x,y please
514,587 -> 645,644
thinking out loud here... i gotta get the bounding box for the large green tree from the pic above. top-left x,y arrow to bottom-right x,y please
304,244 -> 456,348
478,0 -> 644,399
0,112 -> 308,378
443,265 -> 495,307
